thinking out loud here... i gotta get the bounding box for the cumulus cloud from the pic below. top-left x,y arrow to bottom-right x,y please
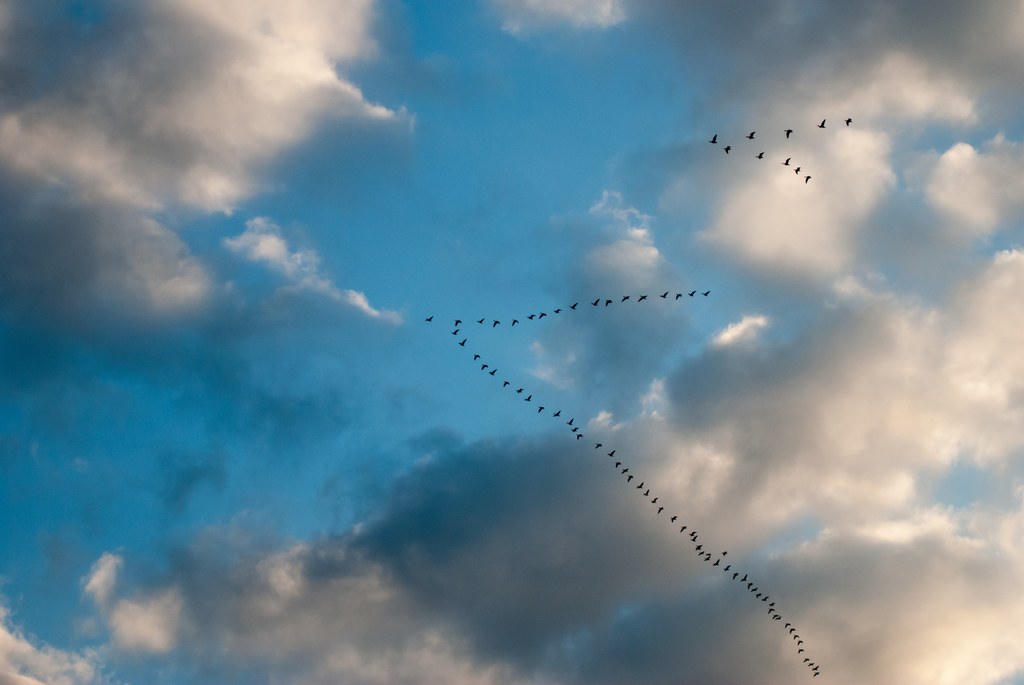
926,135 -> 1024,235
224,216 -> 402,323
0,603 -> 104,685
493,0 -> 627,34
0,0 -> 394,212
711,314 -> 770,347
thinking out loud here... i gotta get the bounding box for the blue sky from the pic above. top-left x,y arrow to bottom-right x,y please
3,1 -> 1024,684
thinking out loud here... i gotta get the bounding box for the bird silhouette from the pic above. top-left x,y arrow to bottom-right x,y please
671,515 -> 678,522
539,312 -> 547,318
527,314 -> 535,320
605,299 -> 612,306
643,489 -> 650,496
615,461 -> 622,468
651,497 -> 658,504
459,339 -> 467,346
474,354 -> 481,360
785,128 -> 793,138
702,290 -> 710,296
476,318 -> 485,324
538,406 -> 545,412
503,380 -> 510,387
553,308 -> 562,314
454,319 -> 462,327
481,363 -> 488,370
567,417 -> 574,426
512,319 -> 519,326
845,118 -> 852,126
553,410 -> 562,417
675,292 -> 683,299
794,166 -> 801,174
709,134 -> 718,144
621,468 -> 629,474
805,175 -> 811,184
595,443 -> 602,449
638,295 -> 648,302
516,388 -> 523,394
724,145 -> 732,154
657,507 -> 664,514
817,118 -> 826,128
746,131 -> 755,140
783,157 -> 791,166
489,369 -> 497,376
592,298 -> 600,306
570,302 -> 578,309
524,395 -> 532,401
576,433 -> 583,440
492,320 -> 500,327
425,316 -> 433,322
756,151 -> 765,159
627,475 -> 634,482
452,329 -> 460,335
688,290 -> 696,296
621,295 -> 630,302
661,291 -> 669,298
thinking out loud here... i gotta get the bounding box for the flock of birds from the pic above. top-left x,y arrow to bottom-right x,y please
425,288 -> 823,679
710,117 -> 853,184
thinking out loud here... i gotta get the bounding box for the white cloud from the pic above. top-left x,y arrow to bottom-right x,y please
700,128 -> 895,279
493,0 -> 627,34
586,190 -> 664,284
0,0 -> 394,212
711,314 -> 770,347
82,553 -> 122,609
107,590 -> 183,655
224,217 -> 402,323
927,135 -> 1024,235
0,604 -> 103,685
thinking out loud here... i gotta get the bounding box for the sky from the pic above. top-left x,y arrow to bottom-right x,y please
2,1 -> 1024,683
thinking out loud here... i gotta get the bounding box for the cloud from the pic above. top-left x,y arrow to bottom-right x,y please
493,0 -> 627,34
224,216 -> 402,323
0,603 -> 104,685
711,314 -> 770,347
926,135 -> 1024,235
0,0 -> 394,212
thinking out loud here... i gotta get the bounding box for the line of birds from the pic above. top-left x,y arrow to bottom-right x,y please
709,117 -> 853,184
424,290 -> 711,335
424,312 -> 823,679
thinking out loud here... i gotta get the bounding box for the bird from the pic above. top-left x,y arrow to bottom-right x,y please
511,319 -> 519,326
657,507 -> 664,514
627,475 -> 633,482
553,410 -> 561,417
524,395 -> 532,401
527,314 -> 535,320
733,572 -> 739,579
454,319 -> 462,327
425,316 -> 433,322
643,489 -> 650,496
538,406 -> 545,413
724,145 -> 732,154
756,151 -> 765,159
783,157 -> 791,166
682,526 -> 689,533
594,443 -> 602,449
607,449 -> 614,456
459,339 -> 467,346
741,574 -> 748,582
492,320 -> 500,327
785,128 -> 793,138
489,369 -> 496,376
477,318 -> 485,324
636,481 -> 644,489
805,175 -> 811,184
702,290 -> 710,296
516,388 -> 523,394
817,118 -> 826,128
621,295 -> 630,302
794,166 -> 801,174
452,329 -> 460,335
713,559 -> 720,566
503,381 -> 510,387
553,308 -> 562,314
845,117 -> 852,126
695,544 -> 703,551
688,290 -> 696,296
605,299 -> 612,306
670,515 -> 678,522
709,133 -> 718,144
538,312 -> 547,318
675,293 -> 683,299
638,295 -> 648,302
571,426 -> 579,433
570,302 -> 578,309
746,131 -> 755,139
474,354 -> 481,360
576,433 -> 583,440
592,298 -> 600,306
615,461 -> 622,468
481,363 -> 488,370
621,468 -> 629,474
567,417 -> 574,426
651,497 -> 658,504
661,291 -> 669,298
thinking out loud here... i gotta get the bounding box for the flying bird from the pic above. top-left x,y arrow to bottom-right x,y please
538,406 -> 545,412
570,302 -> 578,309
595,443 -> 602,449
818,118 -> 826,128
477,318 -> 485,324
553,308 -> 562,314
605,299 -> 612,306
638,295 -> 648,302
567,417 -> 574,426
702,290 -> 710,296
670,515 -> 678,522
524,395 -> 532,401
503,381 -> 510,387
527,314 -> 535,320
785,128 -> 793,138
661,291 -> 669,298
553,410 -> 562,417
425,316 -> 433,322
621,295 -> 630,302
592,298 -> 600,306
657,507 -> 664,514
709,133 -> 718,144
783,157 -> 791,166
492,320 -> 500,327
481,363 -> 488,370
512,319 -> 519,326
675,293 -> 683,299
516,388 -> 523,394
845,117 -> 852,126
489,369 -> 497,376
805,175 -> 811,183
746,131 -> 755,139
756,151 -> 765,159
688,290 -> 696,296
454,319 -> 462,327
794,166 -> 801,174
459,339 -> 466,346
474,354 -> 481,360
724,145 -> 732,154
452,329 -> 460,335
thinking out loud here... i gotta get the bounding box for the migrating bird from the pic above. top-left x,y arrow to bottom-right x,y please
794,166 -> 801,174
516,388 -> 523,394
525,395 -> 532,402
592,298 -> 601,306
818,118 -> 826,128
785,128 -> 793,138
459,339 -> 467,346
425,315 -> 433,322
503,381 -> 510,387
845,117 -> 853,126
454,319 -> 462,327
539,312 -> 547,318
605,299 -> 612,306
474,354 -> 481,360
594,443 -> 602,449
527,314 -> 535,320
805,175 -> 812,184
783,157 -> 791,166
492,320 -> 500,327
671,515 -> 678,522
746,131 -> 755,139
638,295 -> 648,302
621,295 -> 630,302
452,329 -> 460,336
661,291 -> 669,298
553,410 -> 562,417
477,318 -> 485,324
553,308 -> 561,314
657,507 -> 664,514
709,133 -> 718,144
511,319 -> 519,326
675,293 -> 683,299
724,145 -> 732,154
567,417 -> 575,426
756,151 -> 765,159
481,363 -> 488,370
489,369 -> 496,376
702,290 -> 711,296
538,406 -> 545,413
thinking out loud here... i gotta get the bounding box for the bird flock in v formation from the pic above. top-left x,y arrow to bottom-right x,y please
710,116 -> 854,184
425,289 -> 824,679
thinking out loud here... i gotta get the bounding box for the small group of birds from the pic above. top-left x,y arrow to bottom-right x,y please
710,117 -> 853,185
425,311 -> 822,678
